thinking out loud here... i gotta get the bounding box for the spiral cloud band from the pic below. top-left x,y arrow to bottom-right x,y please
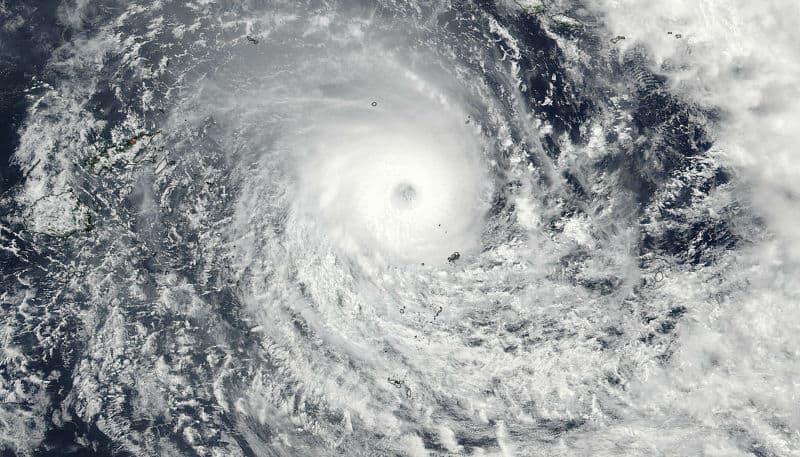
1,0 -> 799,456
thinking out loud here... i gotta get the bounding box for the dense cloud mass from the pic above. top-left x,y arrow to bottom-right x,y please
1,1 -> 798,456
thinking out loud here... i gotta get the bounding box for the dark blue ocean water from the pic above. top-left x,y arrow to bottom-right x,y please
0,1 -> 69,193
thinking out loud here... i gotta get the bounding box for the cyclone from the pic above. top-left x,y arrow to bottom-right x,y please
284,59 -> 490,266
1,1 -> 799,457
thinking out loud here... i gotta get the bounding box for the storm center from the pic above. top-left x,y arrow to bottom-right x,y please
391,182 -> 417,209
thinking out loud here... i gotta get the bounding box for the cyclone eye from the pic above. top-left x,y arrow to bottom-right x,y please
391,182 -> 417,208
